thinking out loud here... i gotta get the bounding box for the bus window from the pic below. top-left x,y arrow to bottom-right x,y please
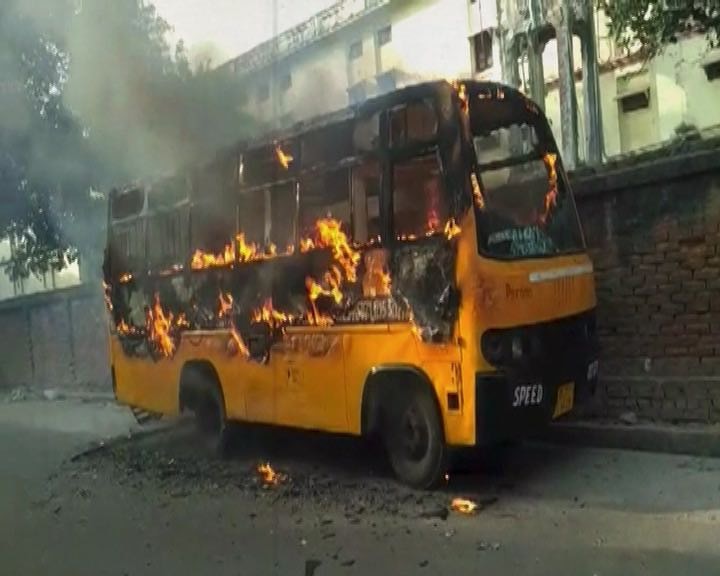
390,99 -> 437,148
191,201 -> 236,255
147,208 -> 188,268
351,160 -> 381,243
238,191 -> 266,246
299,169 -> 351,237
111,187 -> 144,221
392,154 -> 448,238
269,183 -> 297,249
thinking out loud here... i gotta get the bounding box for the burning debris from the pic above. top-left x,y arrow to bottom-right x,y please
257,462 -> 285,486
274,143 -> 294,170
450,498 -> 478,515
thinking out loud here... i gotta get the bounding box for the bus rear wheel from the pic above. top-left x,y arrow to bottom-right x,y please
384,386 -> 447,489
193,388 -> 231,458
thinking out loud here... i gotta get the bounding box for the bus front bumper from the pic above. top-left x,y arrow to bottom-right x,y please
474,358 -> 598,446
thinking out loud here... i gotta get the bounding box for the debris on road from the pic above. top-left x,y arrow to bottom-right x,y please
450,497 -> 478,515
257,462 -> 285,486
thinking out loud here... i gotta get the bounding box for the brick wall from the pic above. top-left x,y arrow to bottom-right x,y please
573,142 -> 720,422
0,286 -> 111,394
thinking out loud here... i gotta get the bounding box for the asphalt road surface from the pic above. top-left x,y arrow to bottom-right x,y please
2,399 -> 720,576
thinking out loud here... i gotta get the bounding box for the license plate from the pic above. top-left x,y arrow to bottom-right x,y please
553,382 -> 575,418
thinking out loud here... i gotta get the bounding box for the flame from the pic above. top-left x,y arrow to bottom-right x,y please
117,319 -> 137,336
257,462 -> 284,486
191,242 -> 236,269
252,298 -> 295,329
471,173 -> 485,210
299,238 -> 315,252
275,144 -> 294,170
444,218 -> 461,240
229,326 -> 250,358
119,272 -> 133,284
218,291 -> 234,319
539,153 -> 558,225
450,80 -> 469,115
237,233 -> 261,262
362,250 -> 392,298
450,498 -> 478,515
102,281 -> 113,313
145,293 -> 176,357
313,218 -> 360,283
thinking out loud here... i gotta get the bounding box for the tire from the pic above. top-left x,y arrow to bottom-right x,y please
193,385 -> 231,458
384,385 -> 447,489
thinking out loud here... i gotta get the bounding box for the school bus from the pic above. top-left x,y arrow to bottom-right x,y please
104,80 -> 598,488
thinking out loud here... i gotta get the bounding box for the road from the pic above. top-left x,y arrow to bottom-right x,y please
2,399 -> 720,576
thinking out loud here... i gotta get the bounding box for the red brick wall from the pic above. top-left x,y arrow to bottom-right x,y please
574,148 -> 720,422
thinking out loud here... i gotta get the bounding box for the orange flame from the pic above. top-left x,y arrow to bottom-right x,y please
218,291 -> 234,319
471,173 -> 485,210
191,242 -> 236,269
251,298 -> 295,329
362,250 -> 392,298
275,144 -> 294,170
145,293 -> 176,357
450,497 -> 478,515
539,153 -> 558,225
229,326 -> 250,358
444,218 -> 461,240
257,462 -> 284,486
119,272 -> 133,284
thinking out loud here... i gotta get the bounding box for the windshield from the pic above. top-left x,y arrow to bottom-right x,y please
470,97 -> 584,258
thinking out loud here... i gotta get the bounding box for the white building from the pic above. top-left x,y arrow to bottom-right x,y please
218,0 -> 720,160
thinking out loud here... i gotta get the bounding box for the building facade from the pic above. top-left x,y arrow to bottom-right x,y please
219,0 -> 720,167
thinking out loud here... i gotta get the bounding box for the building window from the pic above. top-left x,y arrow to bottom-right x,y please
704,60 -> 720,81
620,91 -> 650,113
393,154 -> 448,239
279,73 -> 292,92
376,25 -> 392,47
349,40 -> 363,60
471,30 -> 494,73
257,82 -> 270,103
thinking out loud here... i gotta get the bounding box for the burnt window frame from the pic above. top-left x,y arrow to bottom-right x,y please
464,84 -> 587,261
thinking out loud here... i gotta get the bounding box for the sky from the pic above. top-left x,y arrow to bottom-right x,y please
151,0 -> 337,67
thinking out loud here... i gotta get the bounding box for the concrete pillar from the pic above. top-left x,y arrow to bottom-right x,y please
552,1 -> 579,168
526,33 -> 546,110
578,7 -> 603,164
499,31 -> 520,89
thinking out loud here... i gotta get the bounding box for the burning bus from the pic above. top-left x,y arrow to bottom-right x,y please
103,80 -> 598,488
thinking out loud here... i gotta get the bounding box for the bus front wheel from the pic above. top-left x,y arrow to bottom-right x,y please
384,386 -> 447,489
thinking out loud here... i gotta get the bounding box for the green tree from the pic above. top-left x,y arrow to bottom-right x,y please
601,0 -> 720,56
0,0 -> 251,282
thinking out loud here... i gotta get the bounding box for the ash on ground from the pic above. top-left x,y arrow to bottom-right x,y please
61,421 -> 501,520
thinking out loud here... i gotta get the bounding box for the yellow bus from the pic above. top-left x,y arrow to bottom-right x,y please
104,80 -> 598,488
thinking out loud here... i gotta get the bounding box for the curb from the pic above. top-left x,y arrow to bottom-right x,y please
541,421 -> 720,458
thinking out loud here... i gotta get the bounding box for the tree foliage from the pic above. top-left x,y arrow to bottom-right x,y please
0,0 -> 252,281
601,0 -> 720,56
